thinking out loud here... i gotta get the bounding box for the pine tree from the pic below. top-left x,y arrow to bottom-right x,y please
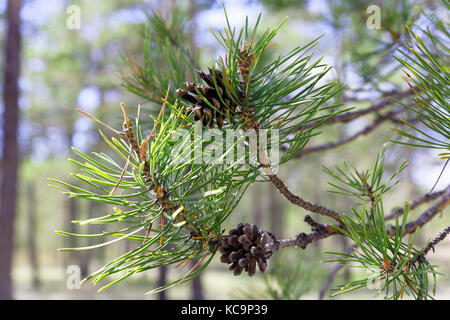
52,2 -> 450,299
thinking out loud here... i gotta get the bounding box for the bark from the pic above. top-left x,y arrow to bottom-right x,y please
0,0 -> 22,300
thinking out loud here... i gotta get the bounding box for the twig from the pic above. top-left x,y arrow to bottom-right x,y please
430,158 -> 449,193
295,109 -> 404,158
266,216 -> 340,254
300,88 -> 414,130
76,108 -> 122,136
319,186 -> 450,298
389,187 -> 450,235
267,228 -> 335,252
413,225 -> 450,264
267,174 -> 344,226
304,215 -> 327,232
384,187 -> 448,221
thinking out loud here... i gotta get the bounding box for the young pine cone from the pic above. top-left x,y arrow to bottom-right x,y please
219,223 -> 272,276
176,68 -> 240,130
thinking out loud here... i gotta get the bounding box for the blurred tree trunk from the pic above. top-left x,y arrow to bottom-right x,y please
158,265 -> 168,300
26,183 -> 40,290
0,0 -> 22,300
191,259 -> 204,300
158,215 -> 168,300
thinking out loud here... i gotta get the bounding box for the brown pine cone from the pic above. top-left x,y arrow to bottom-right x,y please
176,68 -> 241,130
218,223 -> 272,276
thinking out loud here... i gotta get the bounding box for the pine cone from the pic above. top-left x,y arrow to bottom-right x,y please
176,68 -> 241,130
219,223 -> 271,276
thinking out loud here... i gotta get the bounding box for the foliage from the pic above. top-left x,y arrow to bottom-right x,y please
203,12 -> 345,166
52,7 -> 344,293
326,0 -> 420,85
322,147 -> 438,299
392,3 -> 450,158
49,2 -> 450,300
322,145 -> 407,205
120,9 -> 199,106
323,197 -> 437,300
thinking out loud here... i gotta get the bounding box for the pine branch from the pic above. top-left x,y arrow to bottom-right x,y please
267,174 -> 344,225
296,109 -> 405,158
413,225 -> 450,264
56,7 -> 449,296
389,185 -> 450,235
299,88 -> 415,130
319,186 -> 450,299
385,186 -> 448,220
392,22 -> 450,154
266,215 -> 340,252
267,229 -> 332,251
206,26 -> 347,227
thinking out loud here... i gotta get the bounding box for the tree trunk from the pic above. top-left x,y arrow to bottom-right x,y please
158,265 -> 168,300
158,215 -> 168,300
0,0 -> 22,300
191,259 -> 204,300
26,183 -> 40,290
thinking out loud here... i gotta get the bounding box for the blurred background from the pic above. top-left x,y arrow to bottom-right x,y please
0,0 -> 449,300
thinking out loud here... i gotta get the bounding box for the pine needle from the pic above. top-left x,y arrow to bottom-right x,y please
76,108 -> 122,135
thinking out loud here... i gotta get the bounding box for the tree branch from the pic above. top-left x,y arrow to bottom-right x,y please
296,109 -> 404,158
264,215 -> 341,258
384,187 -> 448,221
267,174 -> 344,225
413,225 -> 450,264
388,186 -> 450,235
318,186 -> 450,298
300,88 -> 414,130
266,227 -> 337,252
